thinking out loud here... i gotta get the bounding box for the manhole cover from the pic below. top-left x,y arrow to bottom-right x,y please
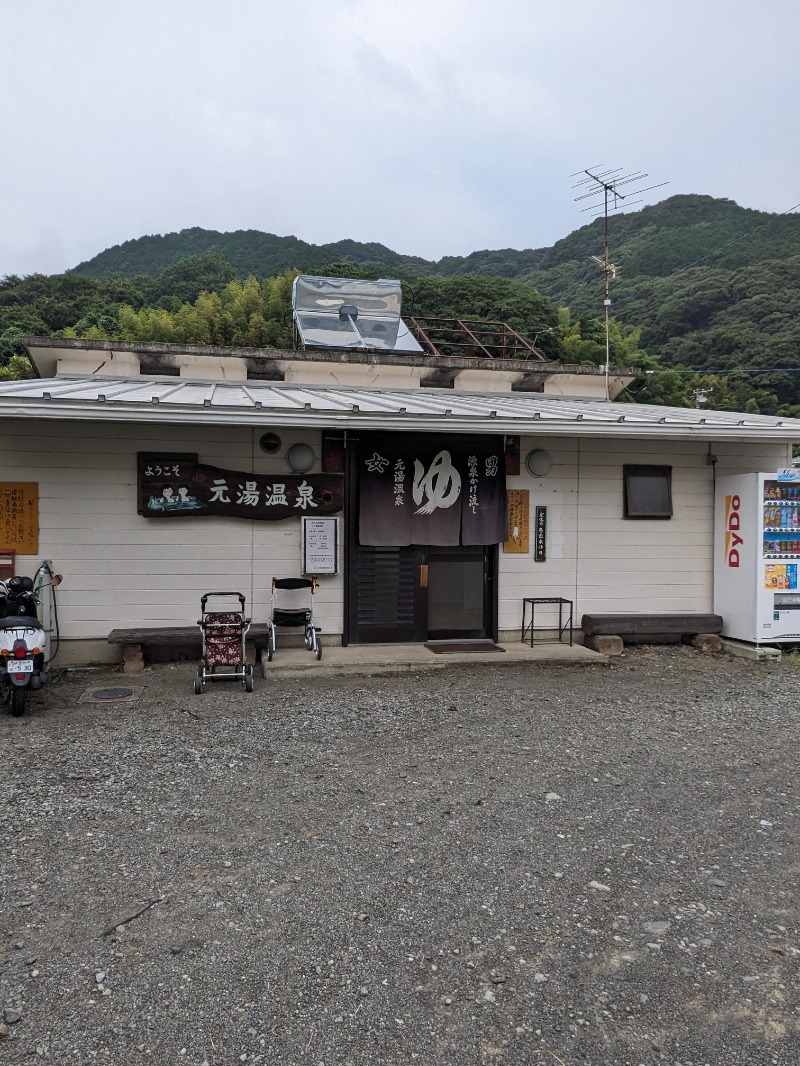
79,685 -> 143,704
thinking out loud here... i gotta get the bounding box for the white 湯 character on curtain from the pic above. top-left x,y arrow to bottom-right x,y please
413,451 -> 461,516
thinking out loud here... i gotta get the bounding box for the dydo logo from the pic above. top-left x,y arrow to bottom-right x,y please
724,494 -> 742,567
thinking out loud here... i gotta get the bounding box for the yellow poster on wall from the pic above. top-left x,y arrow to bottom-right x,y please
0,483 -> 39,554
503,489 -> 529,553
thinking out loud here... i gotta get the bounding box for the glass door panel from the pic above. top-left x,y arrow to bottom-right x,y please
426,548 -> 489,640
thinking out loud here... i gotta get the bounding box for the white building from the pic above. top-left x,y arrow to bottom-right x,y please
0,337 -> 797,665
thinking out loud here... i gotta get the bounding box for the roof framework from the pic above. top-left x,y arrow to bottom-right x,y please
408,317 -> 546,361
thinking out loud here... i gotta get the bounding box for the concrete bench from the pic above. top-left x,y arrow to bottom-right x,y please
108,624 -> 272,674
580,613 -> 723,656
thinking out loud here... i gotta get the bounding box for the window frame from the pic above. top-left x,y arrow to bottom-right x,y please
623,464 -> 673,520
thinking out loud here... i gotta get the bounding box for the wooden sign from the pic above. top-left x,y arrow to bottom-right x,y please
0,483 -> 39,554
504,435 -> 520,475
322,431 -> 346,474
503,489 -> 529,553
138,454 -> 344,521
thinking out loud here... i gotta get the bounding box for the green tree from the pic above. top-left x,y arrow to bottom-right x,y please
150,251 -> 237,307
0,352 -> 35,380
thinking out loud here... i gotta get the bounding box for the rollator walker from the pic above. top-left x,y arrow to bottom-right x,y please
194,591 -> 254,693
266,577 -> 322,661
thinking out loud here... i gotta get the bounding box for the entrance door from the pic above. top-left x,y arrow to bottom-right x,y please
344,431 -> 501,645
425,546 -> 490,640
348,543 -> 496,643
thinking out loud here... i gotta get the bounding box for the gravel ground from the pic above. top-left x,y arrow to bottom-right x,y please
0,645 -> 798,1066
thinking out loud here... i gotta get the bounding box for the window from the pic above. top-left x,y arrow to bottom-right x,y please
623,465 -> 672,519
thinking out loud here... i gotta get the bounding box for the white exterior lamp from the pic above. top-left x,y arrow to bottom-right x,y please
525,449 -> 552,477
287,442 -> 316,474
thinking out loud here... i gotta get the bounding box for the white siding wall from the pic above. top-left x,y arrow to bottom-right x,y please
1,419 -> 344,644
501,437 -> 580,636
498,435 -> 792,634
1,419 -> 792,655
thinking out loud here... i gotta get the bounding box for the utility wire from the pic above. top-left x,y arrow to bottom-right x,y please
645,366 -> 800,376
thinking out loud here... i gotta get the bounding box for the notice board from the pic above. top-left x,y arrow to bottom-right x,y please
0,483 -> 39,554
302,517 -> 339,575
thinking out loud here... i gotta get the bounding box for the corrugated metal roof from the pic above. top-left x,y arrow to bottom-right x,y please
1,374 -> 799,441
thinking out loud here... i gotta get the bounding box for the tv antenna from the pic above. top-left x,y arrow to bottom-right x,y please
571,165 -> 667,398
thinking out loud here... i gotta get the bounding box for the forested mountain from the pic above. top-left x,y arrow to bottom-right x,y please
3,194 -> 800,415
517,196 -> 800,412
74,229 -> 432,282
74,196 -> 800,285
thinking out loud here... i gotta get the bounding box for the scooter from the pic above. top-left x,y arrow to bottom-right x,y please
0,563 -> 61,717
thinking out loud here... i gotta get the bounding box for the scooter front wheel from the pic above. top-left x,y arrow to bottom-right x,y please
10,686 -> 27,717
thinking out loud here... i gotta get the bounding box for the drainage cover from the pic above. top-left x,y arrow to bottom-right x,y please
79,685 -> 143,705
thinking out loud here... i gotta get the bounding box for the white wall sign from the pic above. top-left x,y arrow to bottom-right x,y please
302,517 -> 339,575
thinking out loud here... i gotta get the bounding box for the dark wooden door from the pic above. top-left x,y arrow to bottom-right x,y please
348,542 -> 495,643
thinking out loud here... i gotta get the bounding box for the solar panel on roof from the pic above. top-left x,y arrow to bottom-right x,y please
292,275 -> 423,353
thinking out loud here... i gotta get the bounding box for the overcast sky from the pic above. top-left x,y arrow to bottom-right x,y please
2,0 -> 798,277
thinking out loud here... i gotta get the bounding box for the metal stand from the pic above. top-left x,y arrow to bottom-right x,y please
521,597 -> 574,646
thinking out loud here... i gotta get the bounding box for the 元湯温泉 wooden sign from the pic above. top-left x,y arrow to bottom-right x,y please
138,454 -> 344,521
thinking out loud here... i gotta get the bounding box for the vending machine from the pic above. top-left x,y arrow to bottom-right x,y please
714,469 -> 800,644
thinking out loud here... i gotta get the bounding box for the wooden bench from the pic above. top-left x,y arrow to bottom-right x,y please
108,624 -> 272,674
581,613 -> 723,656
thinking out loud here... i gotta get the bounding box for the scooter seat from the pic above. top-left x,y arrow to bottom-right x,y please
0,615 -> 41,629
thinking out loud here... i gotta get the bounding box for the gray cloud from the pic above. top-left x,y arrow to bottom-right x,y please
2,0 -> 798,276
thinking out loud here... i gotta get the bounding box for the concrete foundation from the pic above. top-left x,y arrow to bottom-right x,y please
721,638 -> 782,661
583,634 -> 625,656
